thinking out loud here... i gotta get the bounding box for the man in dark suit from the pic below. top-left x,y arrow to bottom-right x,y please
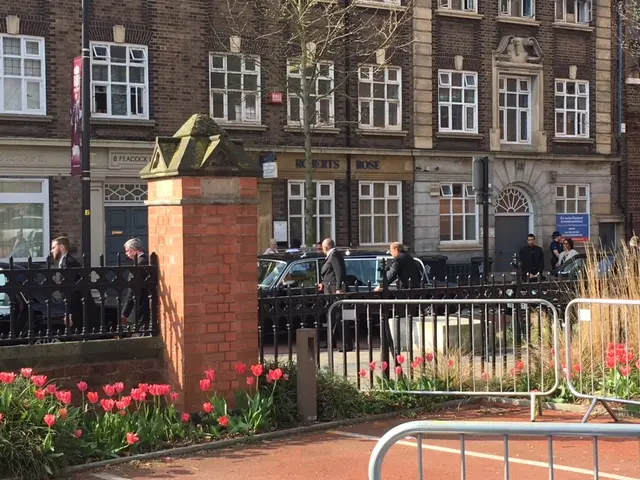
50,236 -> 84,329
318,238 -> 352,352
379,242 -> 422,290
519,233 -> 545,282
121,238 -> 151,332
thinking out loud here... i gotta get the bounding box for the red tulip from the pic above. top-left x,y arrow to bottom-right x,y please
0,413 -> 4,423
103,384 -> 116,397
170,391 -> 179,402
370,361 -> 377,371
395,366 -> 403,376
182,413 -> 191,423
199,379 -> 212,392
217,415 -> 230,427
251,364 -> 264,377
35,389 -> 46,400
126,432 -> 140,445
396,354 -> 405,364
204,369 -> 216,382
55,390 -> 72,405
31,375 -> 48,387
20,368 -> 33,378
246,376 -> 255,386
0,372 -> 17,384
100,399 -> 115,412
74,429 -> 83,438
235,363 -> 247,374
114,382 -> 125,394
77,381 -> 88,392
58,408 -> 68,420
359,369 -> 367,378
44,414 -> 56,428
87,391 -> 99,404
203,402 -> 214,414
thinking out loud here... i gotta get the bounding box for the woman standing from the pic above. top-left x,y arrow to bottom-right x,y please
558,237 -> 579,265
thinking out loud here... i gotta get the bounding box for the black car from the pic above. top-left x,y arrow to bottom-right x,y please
258,248 -> 430,295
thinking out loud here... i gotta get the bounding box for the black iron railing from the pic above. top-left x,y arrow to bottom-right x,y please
258,270 -> 579,367
0,254 -> 159,345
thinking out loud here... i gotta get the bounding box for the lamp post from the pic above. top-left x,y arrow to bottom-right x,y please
81,0 -> 92,261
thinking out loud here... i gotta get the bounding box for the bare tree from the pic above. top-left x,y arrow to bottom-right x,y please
210,0 -> 412,245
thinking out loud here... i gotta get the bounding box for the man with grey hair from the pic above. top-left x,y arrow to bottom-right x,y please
121,238 -> 150,332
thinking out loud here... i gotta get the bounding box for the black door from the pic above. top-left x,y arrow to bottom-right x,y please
105,206 -> 148,265
494,216 -> 530,273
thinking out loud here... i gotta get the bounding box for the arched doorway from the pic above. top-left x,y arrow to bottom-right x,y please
494,186 -> 533,272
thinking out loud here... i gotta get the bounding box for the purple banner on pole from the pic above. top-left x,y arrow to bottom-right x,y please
71,56 -> 82,176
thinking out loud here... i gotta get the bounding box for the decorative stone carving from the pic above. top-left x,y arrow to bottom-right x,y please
140,114 -> 260,179
494,36 -> 544,64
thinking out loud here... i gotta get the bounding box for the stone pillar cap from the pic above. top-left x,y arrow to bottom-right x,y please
140,114 -> 260,179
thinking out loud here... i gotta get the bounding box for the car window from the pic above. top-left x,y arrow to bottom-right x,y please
0,273 -> 7,307
258,260 -> 286,287
345,258 -> 378,286
279,260 -> 318,288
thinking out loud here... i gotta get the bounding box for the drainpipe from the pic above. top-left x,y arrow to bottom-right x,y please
617,1 -> 628,237
344,0 -> 353,246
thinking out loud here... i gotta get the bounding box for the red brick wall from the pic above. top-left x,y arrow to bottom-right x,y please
0,337 -> 165,395
147,176 -> 259,412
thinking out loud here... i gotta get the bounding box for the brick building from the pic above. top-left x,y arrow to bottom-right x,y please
0,1 -> 420,263
0,1 -> 623,270
414,0 -> 622,272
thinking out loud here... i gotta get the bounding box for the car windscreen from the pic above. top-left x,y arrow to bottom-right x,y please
258,259 -> 286,288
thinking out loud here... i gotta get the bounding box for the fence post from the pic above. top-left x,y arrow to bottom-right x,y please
141,114 -> 261,413
296,328 -> 317,424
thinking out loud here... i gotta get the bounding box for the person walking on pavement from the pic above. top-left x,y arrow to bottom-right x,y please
50,236 -> 83,329
318,238 -> 353,352
121,238 -> 151,333
519,233 -> 545,282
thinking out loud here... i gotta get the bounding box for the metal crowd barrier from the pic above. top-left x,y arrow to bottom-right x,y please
564,298 -> 640,423
326,298 -> 560,421
368,420 -> 640,480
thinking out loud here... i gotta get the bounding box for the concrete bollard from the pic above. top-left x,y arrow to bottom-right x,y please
296,328 -> 317,424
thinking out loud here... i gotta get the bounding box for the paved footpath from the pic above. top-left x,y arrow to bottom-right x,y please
75,404 -> 640,480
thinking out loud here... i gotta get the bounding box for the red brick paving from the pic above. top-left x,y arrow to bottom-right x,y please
73,404 -> 640,480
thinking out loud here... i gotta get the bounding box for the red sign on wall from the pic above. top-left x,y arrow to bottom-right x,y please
268,92 -> 284,104
71,57 -> 82,176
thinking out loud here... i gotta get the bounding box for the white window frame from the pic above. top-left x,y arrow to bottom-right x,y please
555,0 -> 592,24
0,35 -> 46,115
209,52 -> 261,124
358,181 -> 403,245
499,75 -> 531,144
499,0 -> 535,17
286,59 -> 335,127
438,0 -> 476,12
358,65 -> 402,130
90,42 -> 149,119
439,183 -> 479,244
556,184 -> 590,215
0,178 -> 50,262
287,180 -> 335,246
438,70 -> 478,133
555,79 -> 589,138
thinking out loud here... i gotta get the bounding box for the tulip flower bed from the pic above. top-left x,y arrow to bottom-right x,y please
0,361 -> 433,479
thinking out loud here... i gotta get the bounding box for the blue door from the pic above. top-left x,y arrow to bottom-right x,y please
105,206 -> 148,266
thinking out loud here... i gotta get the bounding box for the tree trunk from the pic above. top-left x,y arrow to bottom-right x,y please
301,47 -> 316,246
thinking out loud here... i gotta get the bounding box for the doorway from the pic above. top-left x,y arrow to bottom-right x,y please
105,206 -> 148,265
494,186 -> 533,273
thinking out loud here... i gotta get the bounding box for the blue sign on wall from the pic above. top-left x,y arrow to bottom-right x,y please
556,214 -> 590,242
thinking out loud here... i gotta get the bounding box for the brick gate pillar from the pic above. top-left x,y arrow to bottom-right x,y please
141,114 -> 260,412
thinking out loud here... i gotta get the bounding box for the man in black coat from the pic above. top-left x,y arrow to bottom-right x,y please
121,238 -> 151,332
381,242 -> 422,289
50,236 -> 84,329
318,238 -> 352,352
519,233 -> 545,282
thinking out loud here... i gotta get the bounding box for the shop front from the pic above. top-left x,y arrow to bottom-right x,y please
265,151 -> 413,250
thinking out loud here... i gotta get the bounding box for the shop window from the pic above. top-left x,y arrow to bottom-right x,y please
439,183 -> 478,242
288,180 -> 335,246
359,181 -> 402,244
0,178 -> 49,260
